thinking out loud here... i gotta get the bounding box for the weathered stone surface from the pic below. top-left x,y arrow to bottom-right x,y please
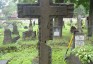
39,43 -> 51,64
0,60 -> 8,64
53,27 -> 61,37
3,29 -> 12,44
22,30 -> 32,40
12,35 -> 20,43
75,32 -> 84,48
17,0 -> 74,64
66,54 -> 93,64
12,23 -> 19,35
66,54 -> 82,64
18,1 -> 74,41
32,31 -> 36,39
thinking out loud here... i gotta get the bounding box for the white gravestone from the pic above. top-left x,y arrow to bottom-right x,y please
75,34 -> 84,47
53,27 -> 60,37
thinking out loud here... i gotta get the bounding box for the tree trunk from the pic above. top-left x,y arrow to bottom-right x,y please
88,0 -> 93,36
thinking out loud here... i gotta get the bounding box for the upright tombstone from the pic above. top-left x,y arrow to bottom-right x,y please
72,32 -> 84,49
53,17 -> 63,37
3,29 -> 12,44
17,0 -> 74,64
12,23 -> 19,35
75,32 -> 84,47
22,30 -> 33,40
53,26 -> 61,37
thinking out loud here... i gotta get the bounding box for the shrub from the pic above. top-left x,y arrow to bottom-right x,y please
71,44 -> 93,64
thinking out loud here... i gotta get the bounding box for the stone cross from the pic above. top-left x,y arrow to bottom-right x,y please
17,0 -> 74,64
18,0 -> 74,41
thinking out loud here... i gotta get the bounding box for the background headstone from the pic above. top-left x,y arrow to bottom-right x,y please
12,35 -> 20,43
66,54 -> 82,64
0,60 -> 8,64
22,30 -> 32,40
72,32 -> 85,48
3,29 -> 12,44
53,27 -> 61,37
75,33 -> 84,47
12,23 -> 19,35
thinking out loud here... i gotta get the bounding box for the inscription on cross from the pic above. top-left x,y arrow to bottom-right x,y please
17,0 -> 74,64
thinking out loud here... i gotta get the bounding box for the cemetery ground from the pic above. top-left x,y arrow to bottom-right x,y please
0,23 -> 93,64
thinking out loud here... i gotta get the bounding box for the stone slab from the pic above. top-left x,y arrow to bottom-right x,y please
0,60 -> 8,64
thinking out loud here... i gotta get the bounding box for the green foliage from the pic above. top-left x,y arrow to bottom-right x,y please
0,44 -> 38,64
52,47 -> 67,64
65,0 -> 89,14
2,1 -> 17,17
18,0 -> 38,4
0,0 -> 6,9
0,20 -> 91,64
71,44 -> 93,64
74,5 -> 86,17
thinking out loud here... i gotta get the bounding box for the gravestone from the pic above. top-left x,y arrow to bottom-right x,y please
66,54 -> 82,64
12,35 -> 20,43
22,30 -> 32,40
32,31 -> 36,39
75,32 -> 84,47
17,0 -> 74,64
22,30 -> 36,40
12,23 -> 19,35
53,27 -> 61,37
3,29 -> 12,44
72,32 -> 84,49
0,60 -> 8,64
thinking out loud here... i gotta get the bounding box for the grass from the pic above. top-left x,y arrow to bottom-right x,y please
0,23 -> 93,64
52,46 -> 67,64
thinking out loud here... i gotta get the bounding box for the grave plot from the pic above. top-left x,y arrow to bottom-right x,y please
0,0 -> 93,64
0,19 -> 39,64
